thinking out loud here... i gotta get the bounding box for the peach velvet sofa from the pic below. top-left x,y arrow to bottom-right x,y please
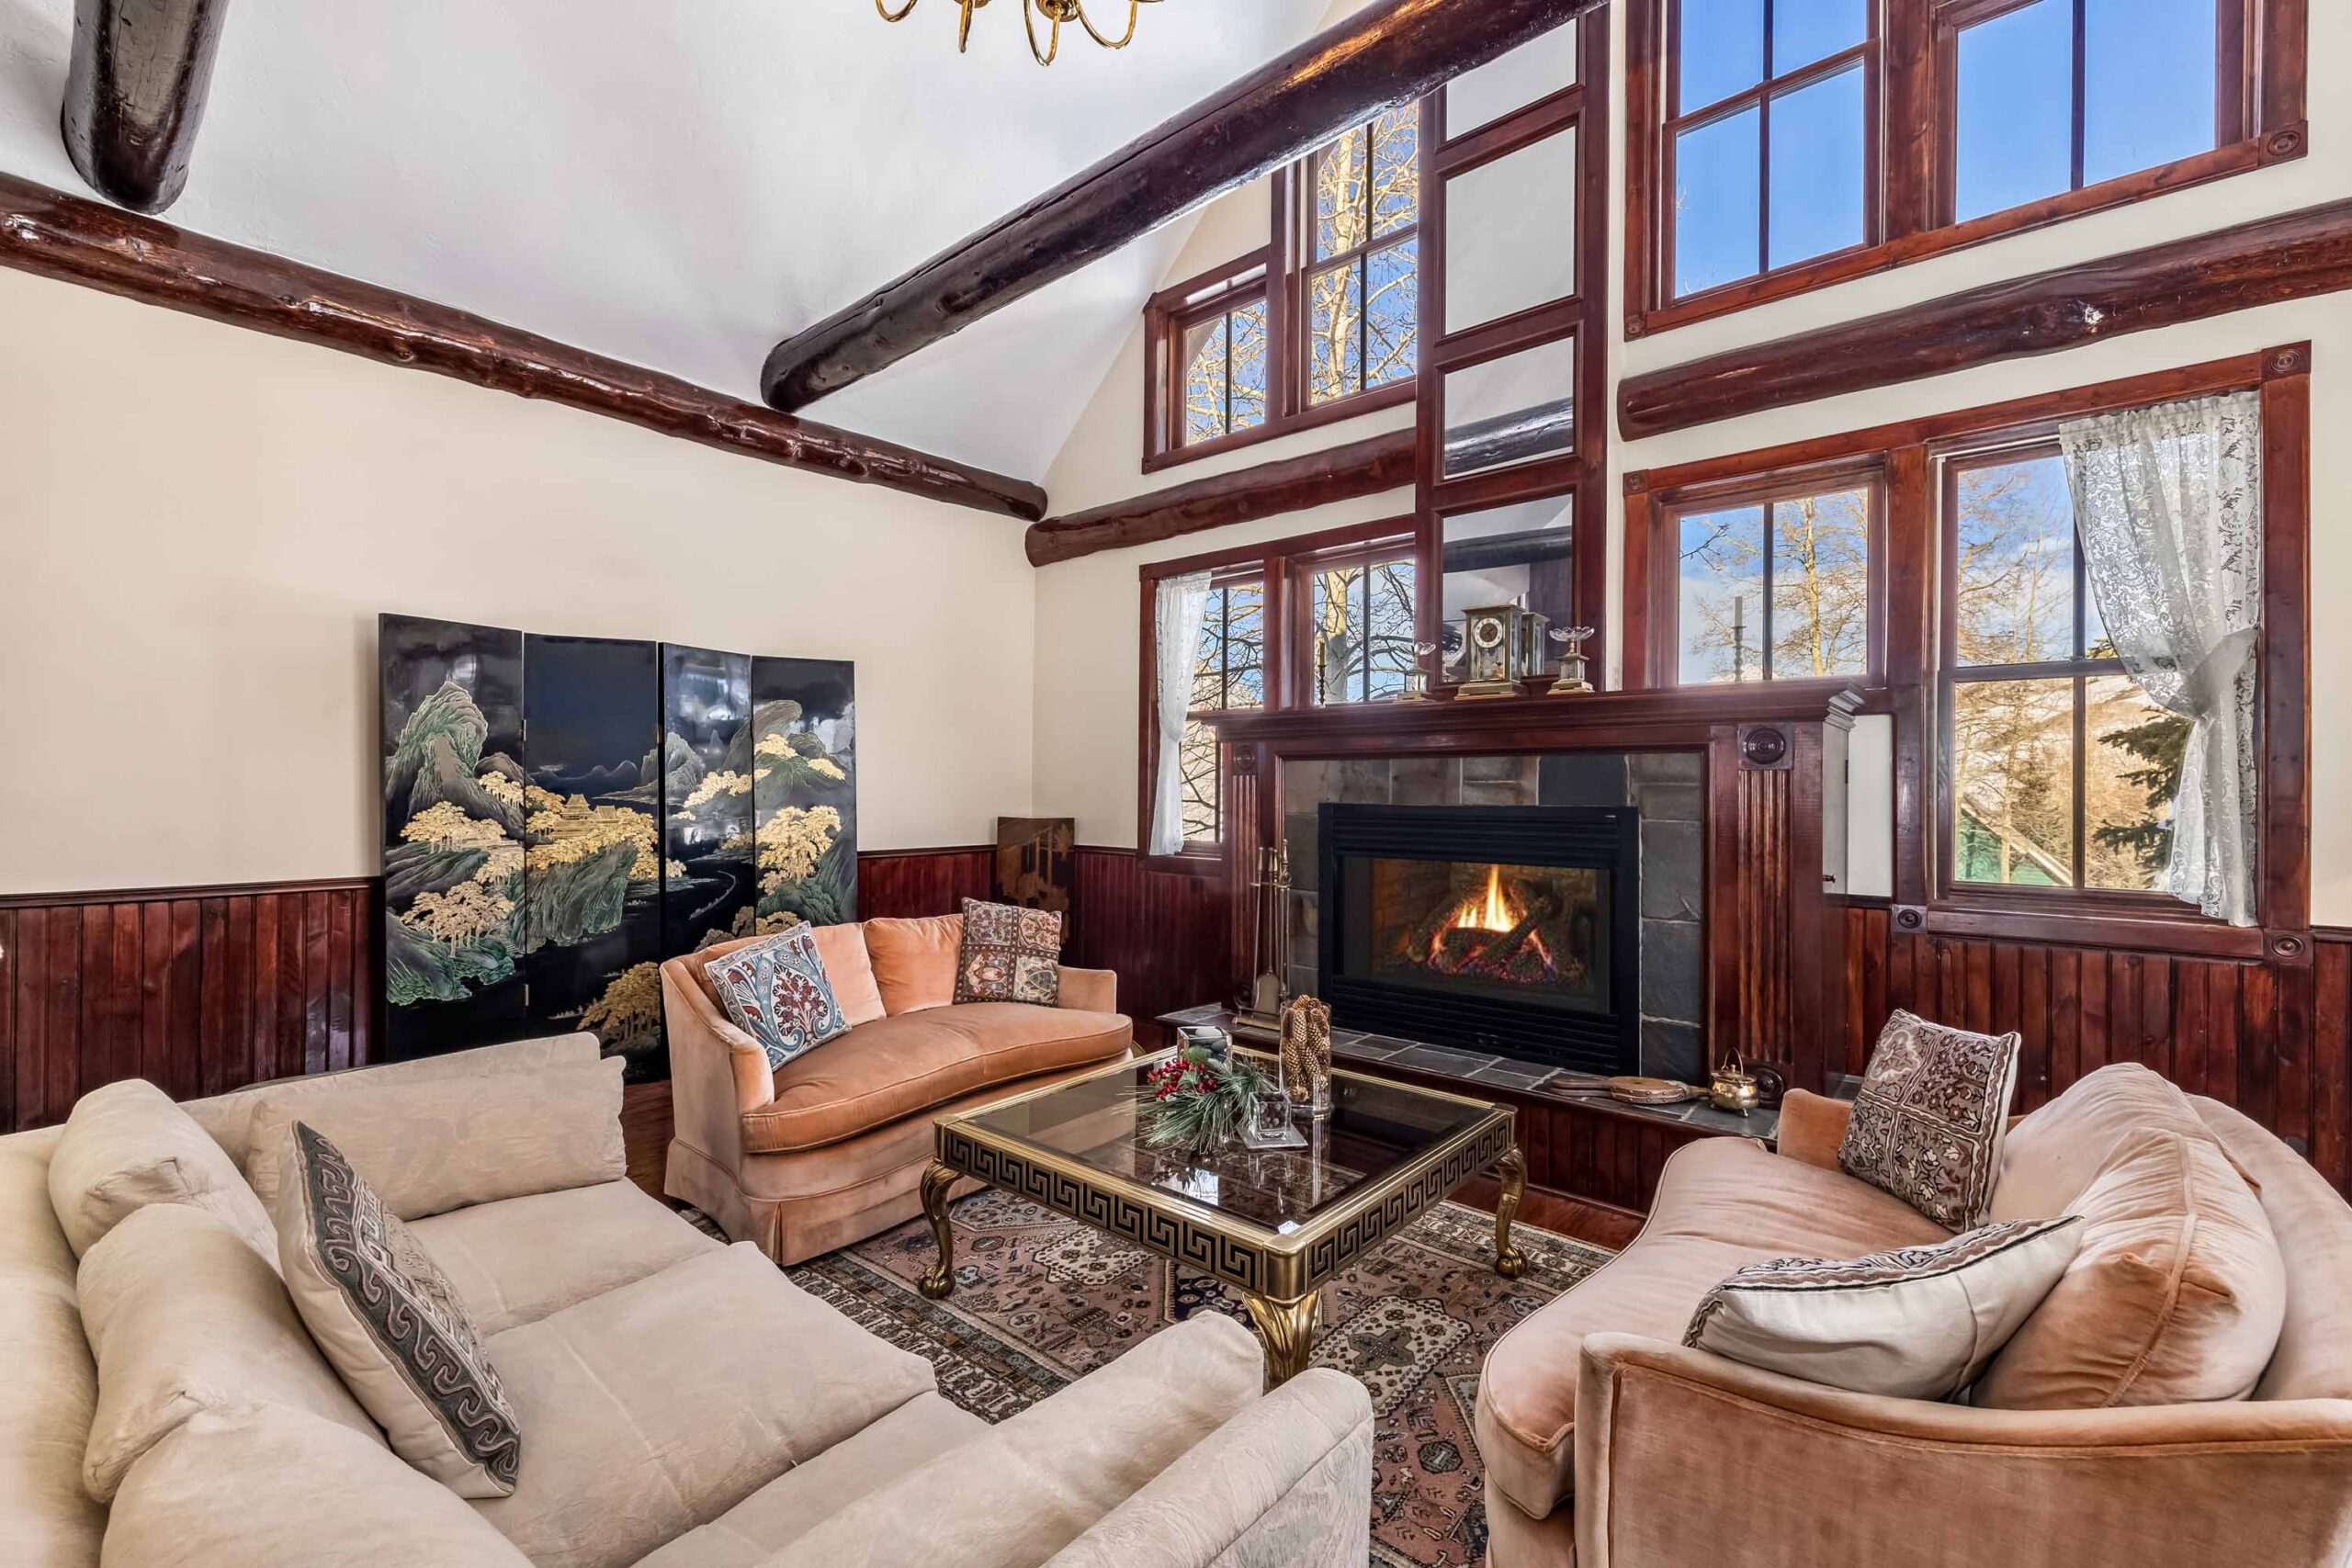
662,913 -> 1134,1265
1476,1063 -> 2352,1568
0,1034 -> 1375,1568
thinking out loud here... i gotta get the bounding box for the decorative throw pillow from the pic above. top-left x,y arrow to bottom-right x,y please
953,898 -> 1064,1006
702,922 -> 853,1071
1839,1010 -> 2021,1229
1684,1216 -> 2083,1400
275,1122 -> 522,1497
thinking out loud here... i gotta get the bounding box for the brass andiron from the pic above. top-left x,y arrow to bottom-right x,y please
1235,842 -> 1293,1040
1279,996 -> 1334,1121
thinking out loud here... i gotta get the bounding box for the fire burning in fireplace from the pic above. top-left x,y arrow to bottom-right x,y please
1410,863 -> 1562,985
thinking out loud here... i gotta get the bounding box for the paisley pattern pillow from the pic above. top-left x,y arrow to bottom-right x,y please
1839,1010 -> 2021,1229
276,1122 -> 522,1497
704,922 -> 852,1070
954,898 -> 1064,1006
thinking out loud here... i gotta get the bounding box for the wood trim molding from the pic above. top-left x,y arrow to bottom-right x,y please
1025,428 -> 1415,567
1617,197 -> 2352,440
0,174 -> 1046,522
0,874 -> 375,910
63,0 -> 232,214
760,0 -> 1601,411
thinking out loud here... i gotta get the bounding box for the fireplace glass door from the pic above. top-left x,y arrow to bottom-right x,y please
1351,859 -> 1611,1011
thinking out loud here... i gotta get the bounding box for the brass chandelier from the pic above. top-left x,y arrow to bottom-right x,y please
874,0 -> 1160,66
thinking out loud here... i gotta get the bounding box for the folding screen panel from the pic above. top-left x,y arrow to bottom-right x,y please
379,615 -> 528,1061
748,658 -> 860,931
660,645 -> 758,957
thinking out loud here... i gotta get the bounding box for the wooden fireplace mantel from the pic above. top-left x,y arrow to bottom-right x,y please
1207,685 -> 1867,1100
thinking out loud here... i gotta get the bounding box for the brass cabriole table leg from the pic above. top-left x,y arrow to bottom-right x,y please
1241,1290 -> 1319,1389
919,1160 -> 958,1299
1494,1144 -> 1529,1280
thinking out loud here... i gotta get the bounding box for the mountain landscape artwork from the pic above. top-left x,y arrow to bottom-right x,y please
378,616 -> 859,1080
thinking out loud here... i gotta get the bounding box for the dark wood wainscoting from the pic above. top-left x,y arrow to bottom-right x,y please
0,878 -> 377,1134
857,846 -> 997,919
1067,848 -> 1234,1046
1837,903 -> 2352,1197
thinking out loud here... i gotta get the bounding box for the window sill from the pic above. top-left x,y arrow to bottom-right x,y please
1140,851 -> 1228,880
1630,134 -> 2299,341
1906,896 -> 2264,959
1143,381 -> 1414,476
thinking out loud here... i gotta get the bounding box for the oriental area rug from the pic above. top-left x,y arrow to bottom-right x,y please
744,1190 -> 1612,1568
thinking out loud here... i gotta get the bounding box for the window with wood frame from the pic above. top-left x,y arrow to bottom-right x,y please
1671,479 -> 1879,685
1141,108 -> 1424,470
1302,547 -> 1419,705
1626,0 -> 2307,333
1623,345 -> 2311,949
1177,572 -> 1266,847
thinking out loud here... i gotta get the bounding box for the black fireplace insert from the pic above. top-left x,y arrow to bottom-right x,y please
1317,803 -> 1641,1074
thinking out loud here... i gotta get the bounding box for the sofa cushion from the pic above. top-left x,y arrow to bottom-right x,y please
276,1122 -> 523,1498
741,1005 -> 1131,1155
0,1129 -> 107,1568
863,914 -> 963,1015
103,1404 -> 533,1568
471,1241 -> 933,1568
633,1393 -> 984,1568
77,1201 -> 381,1502
1475,1138 -> 1947,1517
1975,1127 -> 2287,1409
244,1056 -> 626,1223
1991,1062 -> 2221,1222
758,1311 -> 1262,1568
1839,1010 -> 2019,1229
406,1179 -> 724,1335
1682,1215 -> 2083,1400
2194,1097 -> 2352,1403
810,922 -> 888,1028
706,924 -> 854,1072
46,1078 -> 277,1262
954,898 -> 1064,1007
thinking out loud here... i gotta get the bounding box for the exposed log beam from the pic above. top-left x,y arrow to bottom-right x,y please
1618,197 -> 2352,441
763,0 -> 1600,412
1024,428 -> 1414,567
0,174 -> 1046,520
1443,397 -> 1577,475
63,0 -> 232,214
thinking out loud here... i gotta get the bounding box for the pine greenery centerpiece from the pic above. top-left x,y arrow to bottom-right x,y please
1138,1043 -> 1277,1150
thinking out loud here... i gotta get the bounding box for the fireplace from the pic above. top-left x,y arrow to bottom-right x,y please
1317,804 -> 1641,1074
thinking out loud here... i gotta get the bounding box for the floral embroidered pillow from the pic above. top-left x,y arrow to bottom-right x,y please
703,923 -> 852,1070
953,899 -> 1063,1007
1839,1010 -> 2022,1229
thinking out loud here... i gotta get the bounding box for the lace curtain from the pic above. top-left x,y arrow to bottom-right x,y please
2061,392 -> 2264,926
1148,571 -> 1214,858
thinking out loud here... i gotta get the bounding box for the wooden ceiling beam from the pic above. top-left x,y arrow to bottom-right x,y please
762,0 -> 1600,412
0,174 -> 1046,520
1024,428 -> 1415,567
63,0 -> 232,214
1617,197 -> 2352,441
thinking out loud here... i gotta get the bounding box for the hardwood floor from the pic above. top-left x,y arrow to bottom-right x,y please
1453,1169 -> 1645,1251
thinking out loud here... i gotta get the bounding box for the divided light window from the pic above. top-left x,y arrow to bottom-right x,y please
1306,105 -> 1422,405
1675,483 -> 1872,683
1181,575 -> 1264,845
1669,0 -> 1873,299
1942,446 -> 2178,894
1307,550 -> 1418,705
1946,0 -> 2230,222
1176,290 -> 1269,448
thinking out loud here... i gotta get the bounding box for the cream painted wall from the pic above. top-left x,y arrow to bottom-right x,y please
1033,0 -> 2352,920
0,266 -> 1037,896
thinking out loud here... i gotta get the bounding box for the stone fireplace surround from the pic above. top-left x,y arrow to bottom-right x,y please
1281,750 -> 1706,1084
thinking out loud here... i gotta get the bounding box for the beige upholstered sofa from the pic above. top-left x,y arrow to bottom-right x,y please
0,1034 -> 1374,1568
1476,1063 -> 2352,1567
663,913 -> 1134,1265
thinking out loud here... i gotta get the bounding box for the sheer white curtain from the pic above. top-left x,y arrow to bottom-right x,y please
1148,571 -> 1214,857
2061,392 -> 2264,926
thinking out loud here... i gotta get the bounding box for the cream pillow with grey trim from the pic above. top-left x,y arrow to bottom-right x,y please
275,1121 -> 522,1497
1684,1216 -> 2084,1400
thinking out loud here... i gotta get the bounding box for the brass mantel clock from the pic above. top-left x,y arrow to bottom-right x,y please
1456,603 -> 1551,699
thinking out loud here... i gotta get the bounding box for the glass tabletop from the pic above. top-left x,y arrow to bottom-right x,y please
956,1052 -> 1506,1235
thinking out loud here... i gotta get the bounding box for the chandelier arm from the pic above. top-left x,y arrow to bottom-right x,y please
959,0 -> 979,51
1023,2 -> 1062,65
876,0 -> 921,20
1074,0 -> 1145,49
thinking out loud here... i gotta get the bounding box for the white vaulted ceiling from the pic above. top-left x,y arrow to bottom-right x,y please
0,0 -> 1332,479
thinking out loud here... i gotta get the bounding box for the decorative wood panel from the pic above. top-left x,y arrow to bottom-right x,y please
1066,848 -> 1234,1047
0,879 -> 375,1134
855,846 -> 996,919
1838,903 -> 2352,1197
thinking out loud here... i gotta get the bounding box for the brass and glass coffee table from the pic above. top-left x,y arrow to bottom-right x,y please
919,1049 -> 1525,1385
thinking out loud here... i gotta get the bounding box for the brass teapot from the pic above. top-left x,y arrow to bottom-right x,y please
1708,1054 -> 1760,1117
